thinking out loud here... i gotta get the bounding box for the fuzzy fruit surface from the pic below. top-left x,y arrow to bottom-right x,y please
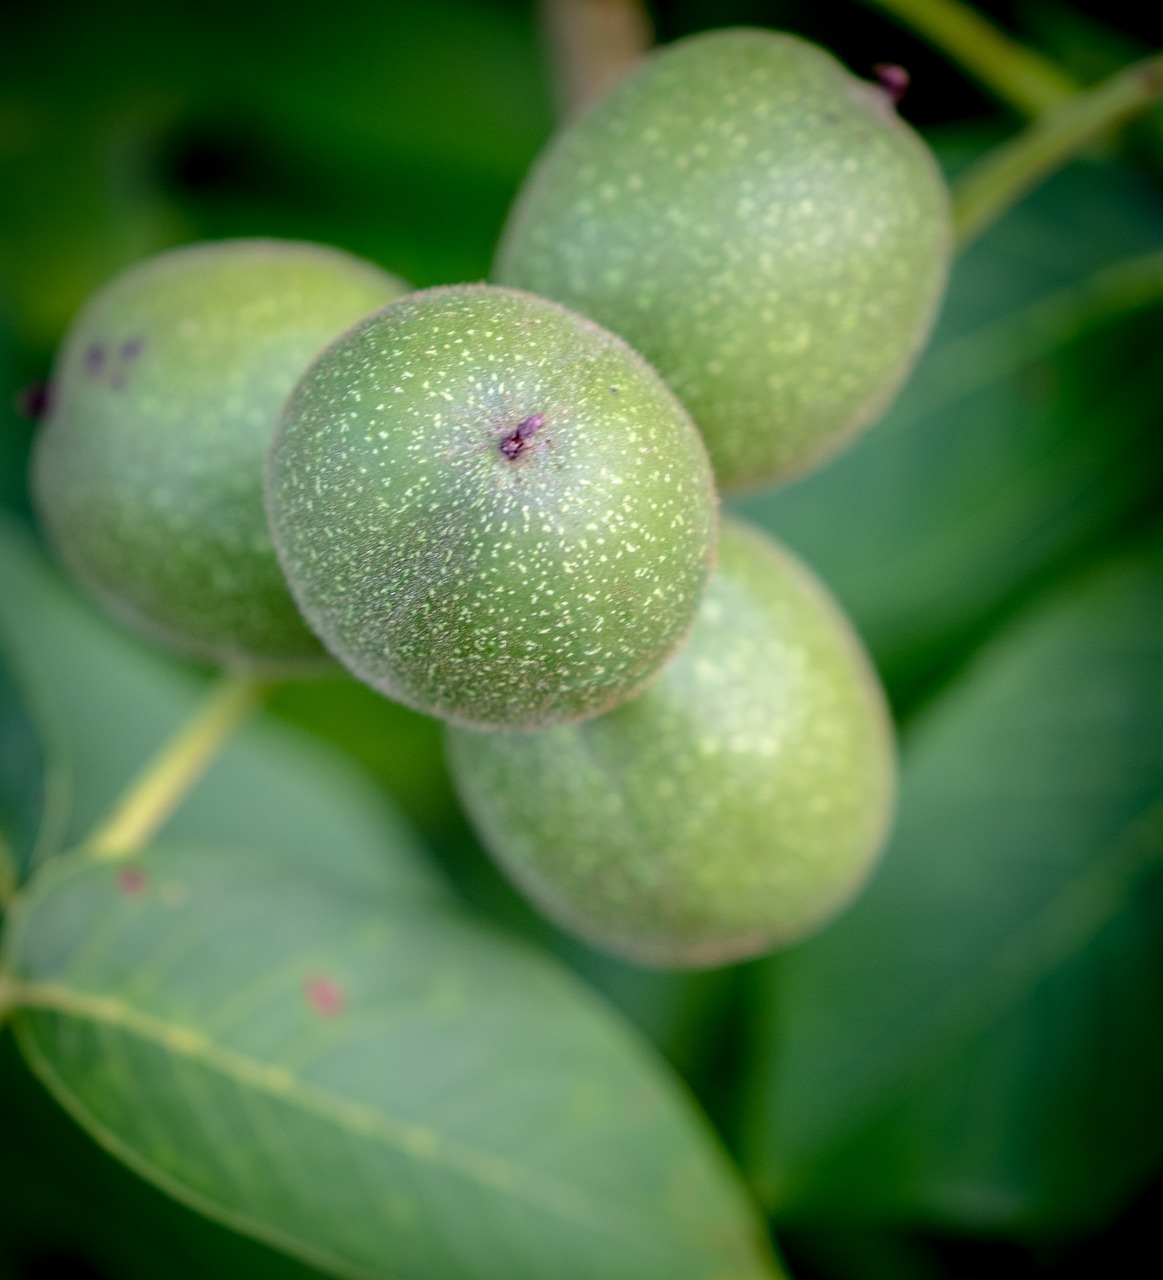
495,28 -> 951,491
447,518 -> 895,967
33,240 -> 406,671
267,285 -> 718,731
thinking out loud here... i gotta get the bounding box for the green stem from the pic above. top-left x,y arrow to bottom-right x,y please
952,51 -> 1163,247
862,0 -> 1079,117
88,673 -> 264,860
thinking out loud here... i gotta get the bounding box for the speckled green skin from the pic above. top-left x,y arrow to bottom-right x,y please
447,518 -> 895,967
34,240 -> 406,671
267,285 -> 717,731
496,28 -> 951,491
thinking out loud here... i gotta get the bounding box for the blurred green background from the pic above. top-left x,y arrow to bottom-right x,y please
3,2 -> 1163,1278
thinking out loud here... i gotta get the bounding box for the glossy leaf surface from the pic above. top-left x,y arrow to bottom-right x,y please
741,534 -> 1163,1231
5,842 -> 777,1280
0,1030 -> 329,1279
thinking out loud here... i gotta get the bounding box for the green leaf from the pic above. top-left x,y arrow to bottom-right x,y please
269,679 -> 743,1089
0,512 -> 444,901
0,1029 -> 329,1279
739,532 -> 1163,1232
0,635 -> 50,899
3,842 -> 778,1280
730,158 -> 1163,707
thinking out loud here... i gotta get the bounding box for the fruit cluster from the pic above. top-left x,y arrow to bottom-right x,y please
32,30 -> 950,967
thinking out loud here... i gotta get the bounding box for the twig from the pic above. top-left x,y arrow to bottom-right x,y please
863,0 -> 1079,117
88,673 -> 264,859
540,0 -> 653,118
953,51 -> 1163,246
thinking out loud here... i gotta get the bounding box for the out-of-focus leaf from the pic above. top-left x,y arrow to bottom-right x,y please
4,842 -> 779,1280
739,532 -> 1163,1232
0,638 -> 48,899
1020,1 -> 1163,166
0,1030 -> 329,1279
0,512 -> 445,902
0,0 -> 553,342
731,159 -> 1163,708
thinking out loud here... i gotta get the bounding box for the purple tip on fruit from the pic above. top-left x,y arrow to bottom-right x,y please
874,63 -> 910,104
500,412 -> 545,460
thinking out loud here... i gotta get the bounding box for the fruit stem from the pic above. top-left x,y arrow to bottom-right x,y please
539,0 -> 653,118
862,0 -> 1078,117
87,673 -> 265,860
952,51 -> 1163,246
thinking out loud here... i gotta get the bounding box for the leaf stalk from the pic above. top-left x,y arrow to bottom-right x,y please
952,51 -> 1163,247
88,673 -> 264,859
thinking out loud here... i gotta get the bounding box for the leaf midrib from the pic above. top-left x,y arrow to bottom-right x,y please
8,976 -> 707,1265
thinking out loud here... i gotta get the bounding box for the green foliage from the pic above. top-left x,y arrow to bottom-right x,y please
0,0 -> 553,343
0,1034 -> 329,1279
5,843 -> 776,1280
447,518 -> 894,968
496,28 -> 951,490
740,532 -> 1163,1232
33,239 -> 407,671
268,285 -> 717,730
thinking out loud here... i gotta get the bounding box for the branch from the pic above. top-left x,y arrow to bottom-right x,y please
863,0 -> 1079,117
953,51 -> 1163,246
88,673 -> 264,859
540,0 -> 653,119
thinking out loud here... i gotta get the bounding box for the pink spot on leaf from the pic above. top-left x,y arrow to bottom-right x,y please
304,975 -> 346,1018
117,866 -> 148,897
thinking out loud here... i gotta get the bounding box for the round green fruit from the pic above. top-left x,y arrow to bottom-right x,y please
495,28 -> 951,491
266,284 -> 718,731
33,239 -> 406,671
446,517 -> 895,968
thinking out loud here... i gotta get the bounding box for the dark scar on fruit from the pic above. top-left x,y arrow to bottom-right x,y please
15,381 -> 52,420
84,342 -> 106,375
121,336 -> 145,361
499,412 -> 544,459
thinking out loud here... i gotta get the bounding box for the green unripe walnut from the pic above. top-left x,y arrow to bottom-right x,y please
33,239 -> 407,671
447,518 -> 895,968
496,28 -> 951,491
267,284 -> 718,731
